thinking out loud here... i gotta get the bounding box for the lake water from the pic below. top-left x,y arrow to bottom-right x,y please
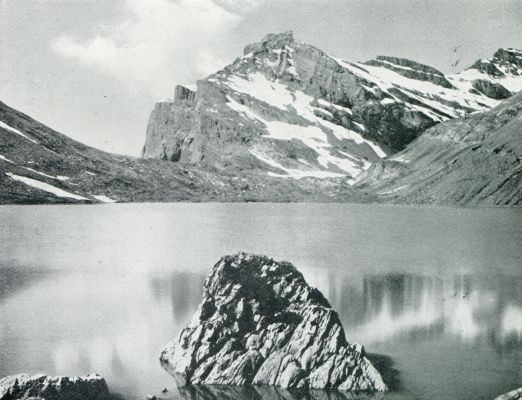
0,203 -> 521,400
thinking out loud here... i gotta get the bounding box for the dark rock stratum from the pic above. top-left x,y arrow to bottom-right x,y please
160,253 -> 387,392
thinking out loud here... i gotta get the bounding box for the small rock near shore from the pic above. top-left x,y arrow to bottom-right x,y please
0,373 -> 109,400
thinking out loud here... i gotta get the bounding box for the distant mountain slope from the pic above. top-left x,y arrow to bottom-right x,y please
143,32 -> 522,185
356,91 -> 522,205
1,100 -> 347,204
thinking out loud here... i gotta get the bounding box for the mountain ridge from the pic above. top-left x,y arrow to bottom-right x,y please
1,32 -> 521,205
142,32 -> 522,186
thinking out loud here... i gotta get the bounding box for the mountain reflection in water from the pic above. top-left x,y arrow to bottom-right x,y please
151,269 -> 522,352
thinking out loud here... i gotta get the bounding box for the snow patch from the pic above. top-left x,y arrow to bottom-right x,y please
47,148 -> 59,155
378,184 -> 410,195
353,121 -> 366,131
93,195 -> 116,203
5,173 -> 88,200
391,154 -> 411,163
23,167 -> 70,181
250,149 -> 347,180
0,154 -> 15,164
381,98 -> 397,105
225,72 -> 294,111
313,108 -> 334,118
0,120 -> 38,144
317,99 -> 353,115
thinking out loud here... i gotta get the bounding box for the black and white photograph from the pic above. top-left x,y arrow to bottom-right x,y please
0,1 -> 521,399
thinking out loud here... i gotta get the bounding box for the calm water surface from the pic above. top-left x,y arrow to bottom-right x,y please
0,203 -> 521,400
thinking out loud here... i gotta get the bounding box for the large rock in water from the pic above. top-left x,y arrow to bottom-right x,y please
0,374 -> 109,400
160,253 -> 387,392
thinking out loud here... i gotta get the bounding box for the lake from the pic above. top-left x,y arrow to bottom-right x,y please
0,203 -> 521,400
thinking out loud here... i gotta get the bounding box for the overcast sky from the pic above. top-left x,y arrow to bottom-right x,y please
1,0 -> 521,156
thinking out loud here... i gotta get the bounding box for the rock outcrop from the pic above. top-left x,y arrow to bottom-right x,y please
160,253 -> 387,392
471,79 -> 512,99
364,56 -> 454,88
0,374 -> 109,400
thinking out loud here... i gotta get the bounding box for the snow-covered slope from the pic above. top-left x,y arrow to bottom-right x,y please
143,32 -> 522,184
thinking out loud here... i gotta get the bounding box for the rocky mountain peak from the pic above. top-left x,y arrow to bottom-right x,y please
451,47 -> 522,100
142,33 -> 522,185
493,48 -> 522,69
469,47 -> 522,77
244,31 -> 296,55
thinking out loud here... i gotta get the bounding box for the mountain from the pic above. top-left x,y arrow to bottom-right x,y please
356,91 -> 522,205
0,100 -> 347,204
142,32 -> 522,185
2,32 -> 521,205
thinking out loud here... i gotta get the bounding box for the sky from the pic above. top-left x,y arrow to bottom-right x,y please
1,0 -> 521,156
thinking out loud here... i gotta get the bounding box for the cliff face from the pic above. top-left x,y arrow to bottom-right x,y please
142,32 -> 522,184
160,253 -> 387,392
143,86 -> 200,163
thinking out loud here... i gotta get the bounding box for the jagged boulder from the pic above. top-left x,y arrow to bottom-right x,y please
0,374 -> 109,400
160,253 -> 387,392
